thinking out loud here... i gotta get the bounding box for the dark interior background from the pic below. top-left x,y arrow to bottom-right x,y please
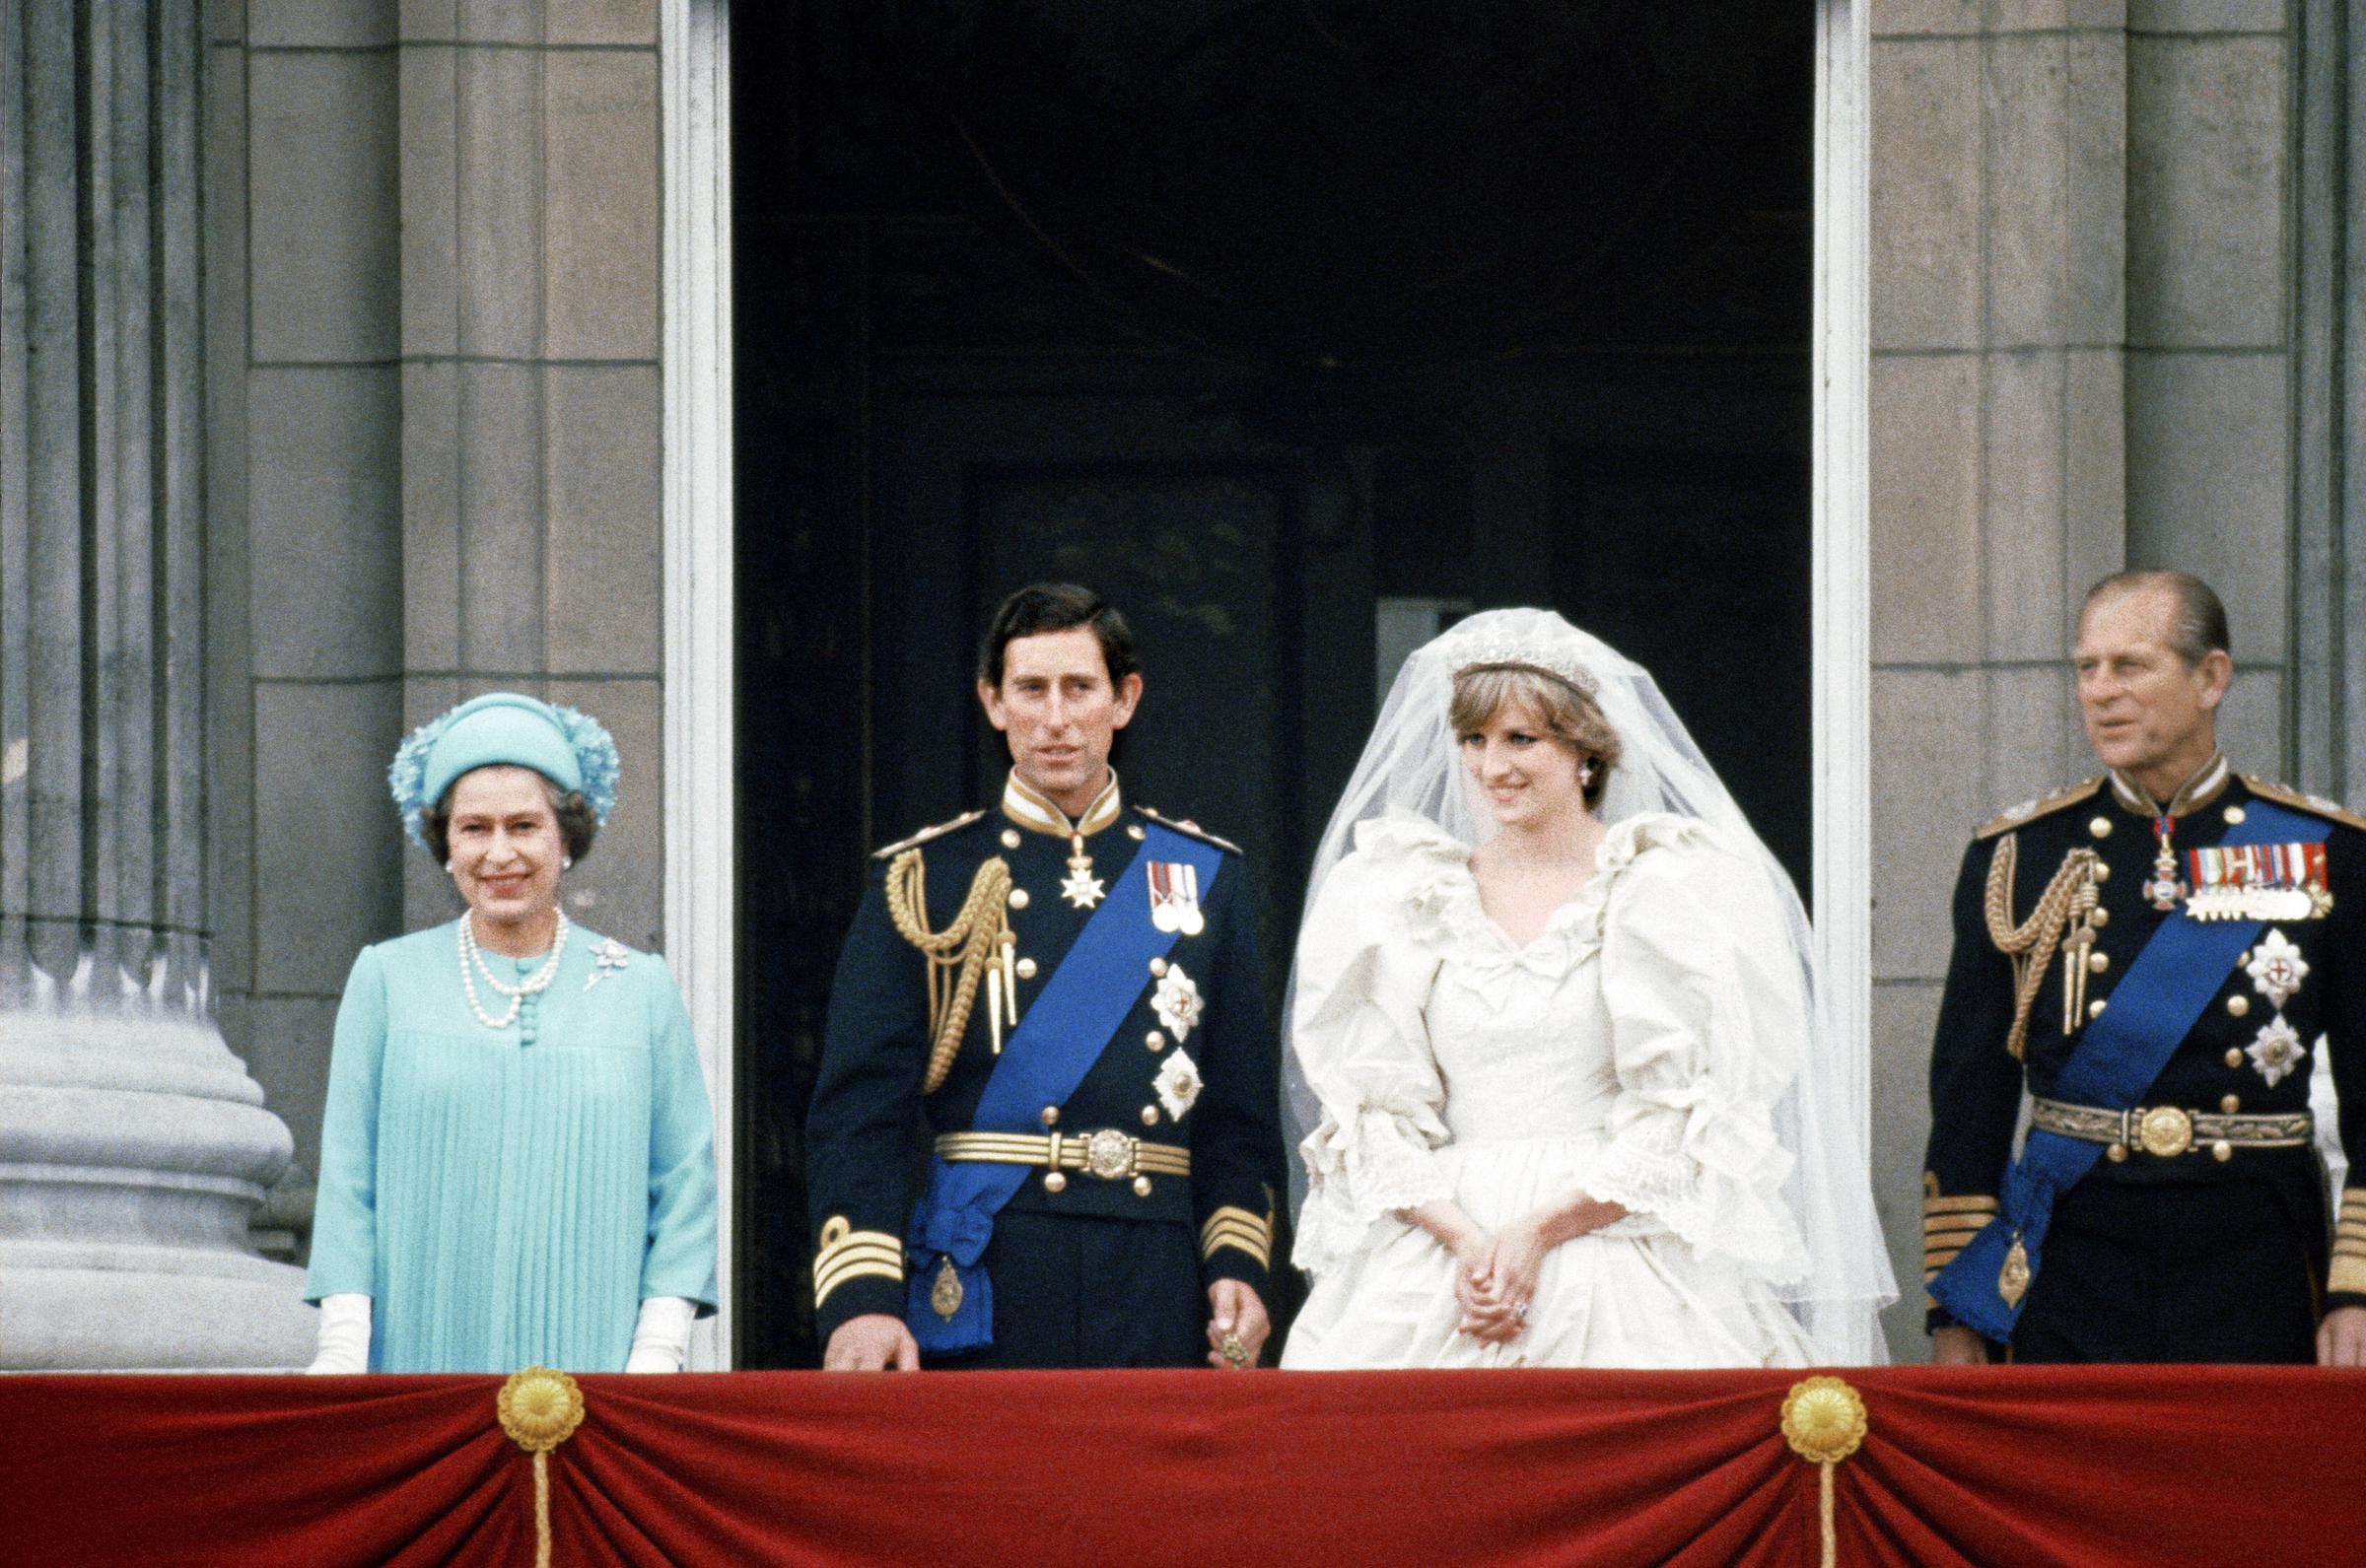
733,0 -> 1816,1368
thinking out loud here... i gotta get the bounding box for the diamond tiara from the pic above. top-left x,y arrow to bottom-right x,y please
1445,645 -> 1599,697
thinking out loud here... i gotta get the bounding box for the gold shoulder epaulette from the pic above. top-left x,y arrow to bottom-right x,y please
1137,806 -> 1241,855
2243,776 -> 2366,833
1976,778 -> 2103,840
871,808 -> 987,859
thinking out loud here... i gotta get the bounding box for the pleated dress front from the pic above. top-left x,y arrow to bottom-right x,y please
305,920 -> 719,1373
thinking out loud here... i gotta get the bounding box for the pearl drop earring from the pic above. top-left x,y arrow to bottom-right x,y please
562,855 -> 574,870
444,860 -> 454,873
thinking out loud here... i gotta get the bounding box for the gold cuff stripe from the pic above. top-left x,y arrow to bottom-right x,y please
1200,1203 -> 1275,1268
1201,1230 -> 1271,1268
814,1253 -> 904,1294
813,1229 -> 904,1268
2332,1239 -> 2366,1258
813,1258 -> 905,1309
1201,1205 -> 1271,1241
1202,1210 -> 1278,1239
813,1243 -> 903,1277
812,1220 -> 906,1311
1922,1216 -> 1990,1237
1922,1195 -> 2000,1216
1922,1253 -> 1966,1277
2331,1257 -> 2366,1296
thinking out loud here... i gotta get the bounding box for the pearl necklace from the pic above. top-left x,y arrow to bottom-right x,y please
457,910 -> 571,1031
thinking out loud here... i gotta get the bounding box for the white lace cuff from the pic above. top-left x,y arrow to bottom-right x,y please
1292,1106 -> 1452,1274
1589,1097 -> 1807,1285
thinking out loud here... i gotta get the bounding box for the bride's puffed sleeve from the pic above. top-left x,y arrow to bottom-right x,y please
1589,821 -> 1809,1284
1289,818 -> 1458,1274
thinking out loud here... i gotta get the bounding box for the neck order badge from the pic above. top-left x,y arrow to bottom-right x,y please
903,823 -> 1224,1353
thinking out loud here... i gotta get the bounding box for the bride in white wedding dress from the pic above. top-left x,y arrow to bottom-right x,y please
1280,610 -> 1892,1369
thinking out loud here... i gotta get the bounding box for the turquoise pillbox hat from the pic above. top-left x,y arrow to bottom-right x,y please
387,692 -> 620,849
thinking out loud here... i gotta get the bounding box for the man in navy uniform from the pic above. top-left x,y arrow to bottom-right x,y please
1924,569 -> 2366,1364
806,582 -> 1284,1370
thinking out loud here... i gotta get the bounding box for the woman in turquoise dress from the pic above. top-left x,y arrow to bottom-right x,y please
304,693 -> 719,1373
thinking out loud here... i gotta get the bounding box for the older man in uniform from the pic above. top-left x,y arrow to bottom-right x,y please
1923,570 -> 2366,1364
806,582 -> 1283,1370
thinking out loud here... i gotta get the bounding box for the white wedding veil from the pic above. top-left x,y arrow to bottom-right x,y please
1282,607 -> 1896,1364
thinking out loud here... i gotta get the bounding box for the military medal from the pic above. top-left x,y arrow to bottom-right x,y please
1060,833 -> 1106,910
2142,814 -> 2187,912
2185,842 -> 2331,922
1147,860 -> 1205,936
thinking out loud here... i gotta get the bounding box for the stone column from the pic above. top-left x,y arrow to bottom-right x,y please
2122,2 -> 2292,769
1866,0 -> 2131,1358
0,0 -> 312,1367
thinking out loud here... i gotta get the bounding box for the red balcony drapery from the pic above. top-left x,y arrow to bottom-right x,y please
4,1366 -> 2361,1567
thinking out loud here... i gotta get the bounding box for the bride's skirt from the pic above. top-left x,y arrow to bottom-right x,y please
1281,1134 -> 1816,1370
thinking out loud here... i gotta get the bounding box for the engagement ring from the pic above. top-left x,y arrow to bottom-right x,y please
1219,1330 -> 1250,1368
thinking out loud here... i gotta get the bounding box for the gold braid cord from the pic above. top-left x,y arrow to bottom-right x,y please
497,1367 -> 585,1568
883,849 -> 1012,1093
1983,834 -> 2101,1060
1781,1377 -> 1868,1568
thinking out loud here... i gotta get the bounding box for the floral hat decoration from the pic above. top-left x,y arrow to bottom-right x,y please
387,692 -> 621,850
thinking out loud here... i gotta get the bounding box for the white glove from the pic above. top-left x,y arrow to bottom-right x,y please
305,1293 -> 372,1374
623,1295 -> 698,1373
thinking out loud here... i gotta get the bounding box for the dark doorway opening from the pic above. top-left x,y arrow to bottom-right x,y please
733,1 -> 1816,1368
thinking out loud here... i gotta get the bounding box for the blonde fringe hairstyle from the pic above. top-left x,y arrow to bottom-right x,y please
1448,662 -> 1622,810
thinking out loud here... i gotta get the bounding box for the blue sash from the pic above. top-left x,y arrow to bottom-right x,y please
1930,799 -> 2328,1341
904,823 -> 1224,1352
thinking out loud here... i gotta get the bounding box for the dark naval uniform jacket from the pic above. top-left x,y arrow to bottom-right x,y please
805,771 -> 1284,1367
1923,754 -> 2366,1362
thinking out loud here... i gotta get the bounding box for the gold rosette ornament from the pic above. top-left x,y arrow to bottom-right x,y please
499,1367 -> 587,1568
1781,1376 -> 1869,1568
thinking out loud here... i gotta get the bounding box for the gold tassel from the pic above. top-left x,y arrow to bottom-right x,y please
882,850 -> 1013,1091
1983,835 -> 2102,1059
1781,1376 -> 1868,1568
498,1367 -> 585,1568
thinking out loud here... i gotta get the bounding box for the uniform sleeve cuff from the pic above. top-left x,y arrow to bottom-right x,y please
1198,1203 -> 1274,1296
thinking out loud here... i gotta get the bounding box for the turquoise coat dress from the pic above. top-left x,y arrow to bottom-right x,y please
305,920 -> 720,1372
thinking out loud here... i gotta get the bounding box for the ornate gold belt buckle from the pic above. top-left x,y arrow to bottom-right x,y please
1084,1128 -> 1135,1180
2135,1106 -> 2193,1158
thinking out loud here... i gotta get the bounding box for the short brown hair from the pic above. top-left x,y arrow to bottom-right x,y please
420,773 -> 598,864
978,582 -> 1139,689
1449,663 -> 1621,809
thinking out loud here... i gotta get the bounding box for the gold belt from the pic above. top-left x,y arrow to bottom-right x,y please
935,1129 -> 1192,1181
2030,1096 -> 2314,1161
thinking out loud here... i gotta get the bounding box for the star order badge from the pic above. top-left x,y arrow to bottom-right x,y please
2247,1017 -> 2308,1086
1154,1050 -> 1204,1119
1152,964 -> 1203,1043
2246,928 -> 2309,1009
